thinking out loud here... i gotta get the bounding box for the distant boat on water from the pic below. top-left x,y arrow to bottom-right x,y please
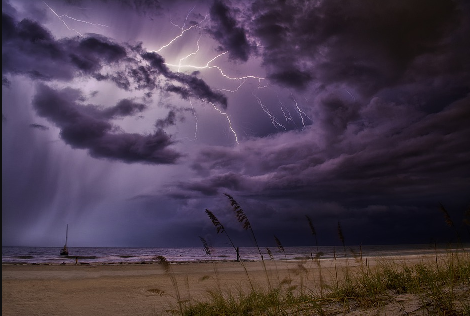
60,224 -> 69,256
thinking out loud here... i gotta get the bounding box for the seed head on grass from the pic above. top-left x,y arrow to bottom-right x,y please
155,255 -> 170,273
337,221 -> 345,252
224,193 -> 251,230
266,247 -> 274,260
206,209 -> 225,234
306,215 -> 316,236
463,206 -> 470,226
306,215 -> 319,251
199,236 -> 212,256
224,193 -> 271,289
205,204 -> 255,291
439,203 -> 455,227
274,235 -> 285,254
155,255 -> 183,314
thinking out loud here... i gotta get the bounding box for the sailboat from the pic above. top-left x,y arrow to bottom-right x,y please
60,224 -> 69,256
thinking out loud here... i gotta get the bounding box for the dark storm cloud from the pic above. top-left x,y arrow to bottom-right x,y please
141,51 -> 170,76
155,110 -> 176,129
101,99 -> 147,118
128,66 -> 155,90
114,0 -> 163,16
173,90 -> 470,243
208,0 -> 252,62
2,13 -> 73,80
70,36 -> 127,71
139,50 -> 228,106
166,85 -> 190,100
2,76 -> 11,87
2,12 -> 128,80
29,123 -> 49,131
168,73 -> 228,108
245,0 -> 465,93
2,11 -> 229,109
4,0 -> 470,247
32,84 -> 181,164
267,69 -> 312,91
178,172 -> 249,196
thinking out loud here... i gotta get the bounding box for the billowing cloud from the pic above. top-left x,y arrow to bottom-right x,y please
246,0 -> 466,93
101,99 -> 147,119
2,0 -> 469,247
32,84 -> 181,164
29,123 -> 49,130
2,11 -> 228,109
208,0 -> 252,62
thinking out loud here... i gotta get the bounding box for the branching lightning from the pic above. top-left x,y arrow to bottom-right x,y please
290,95 -> 311,129
217,79 -> 246,93
253,92 -> 286,130
156,11 -> 208,53
278,97 -> 294,123
166,55 -> 265,82
44,2 -> 312,144
210,103 -> 239,144
44,2 -> 83,36
177,34 -> 202,72
189,99 -> 198,140
44,2 -> 109,37
344,88 -> 356,102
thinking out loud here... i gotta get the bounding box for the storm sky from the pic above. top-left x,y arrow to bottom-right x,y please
2,0 -> 470,248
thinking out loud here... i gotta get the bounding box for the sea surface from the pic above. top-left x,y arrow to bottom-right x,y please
2,244 -> 467,265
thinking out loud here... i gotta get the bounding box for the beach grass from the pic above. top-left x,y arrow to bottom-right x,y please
176,250 -> 470,315
156,199 -> 470,315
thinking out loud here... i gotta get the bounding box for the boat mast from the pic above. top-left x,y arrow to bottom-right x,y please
65,224 -> 68,247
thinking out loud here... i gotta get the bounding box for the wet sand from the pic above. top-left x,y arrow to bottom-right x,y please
1,255 -> 447,316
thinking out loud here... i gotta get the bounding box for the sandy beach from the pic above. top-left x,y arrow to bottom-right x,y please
1,255 -> 465,315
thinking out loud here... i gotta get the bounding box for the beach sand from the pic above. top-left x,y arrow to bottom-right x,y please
1,255 -> 456,315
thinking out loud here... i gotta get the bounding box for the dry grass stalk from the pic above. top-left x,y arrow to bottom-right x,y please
438,203 -> 463,242
274,235 -> 285,254
463,206 -> 470,227
224,193 -> 271,290
199,236 -> 222,293
439,203 -> 455,227
205,209 -> 237,252
306,215 -> 319,252
155,255 -> 183,314
155,255 -> 170,273
199,236 -> 212,256
205,208 -> 255,290
205,209 -> 225,234
337,221 -> 346,253
224,193 -> 251,230
266,247 -> 274,260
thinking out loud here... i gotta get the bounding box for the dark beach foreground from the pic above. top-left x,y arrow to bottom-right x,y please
4,253 -> 469,315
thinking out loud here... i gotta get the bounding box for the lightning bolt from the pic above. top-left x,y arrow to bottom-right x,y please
45,2 -> 282,145
189,99 -> 198,140
177,34 -> 202,72
344,88 -> 356,102
167,55 -> 265,82
290,95 -> 311,129
61,15 -> 109,28
155,12 -> 208,53
210,103 -> 239,144
44,2 -> 83,36
278,97 -> 294,123
44,2 -> 109,37
217,79 -> 246,93
253,91 -> 286,130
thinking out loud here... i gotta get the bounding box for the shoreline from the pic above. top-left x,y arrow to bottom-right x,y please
3,250 -> 462,266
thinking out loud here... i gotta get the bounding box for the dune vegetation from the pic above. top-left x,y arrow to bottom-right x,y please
155,195 -> 470,315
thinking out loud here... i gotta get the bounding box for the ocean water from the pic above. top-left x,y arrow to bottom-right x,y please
2,244 -> 466,265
